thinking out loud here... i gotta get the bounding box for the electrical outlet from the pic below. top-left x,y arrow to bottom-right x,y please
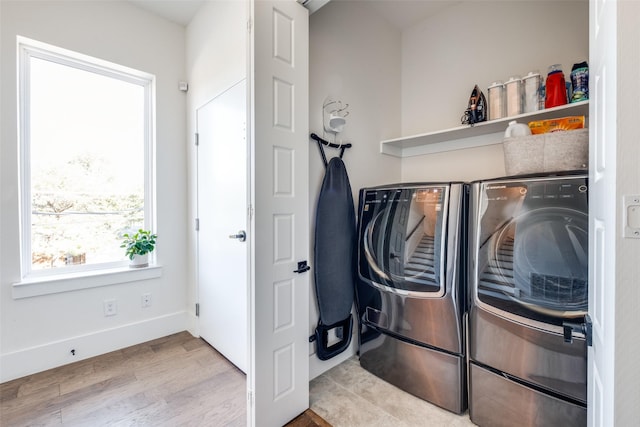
141,293 -> 152,308
104,299 -> 117,316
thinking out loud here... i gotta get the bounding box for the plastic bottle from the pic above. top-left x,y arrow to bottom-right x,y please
545,64 -> 568,108
504,120 -> 532,138
570,61 -> 589,103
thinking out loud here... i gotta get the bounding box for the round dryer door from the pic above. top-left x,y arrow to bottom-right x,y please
475,176 -> 589,326
358,186 -> 448,295
493,207 -> 588,316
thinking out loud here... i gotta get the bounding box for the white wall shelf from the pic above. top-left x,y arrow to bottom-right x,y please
381,100 -> 589,157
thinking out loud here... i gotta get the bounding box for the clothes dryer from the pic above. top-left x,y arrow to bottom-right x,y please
356,183 -> 467,414
468,173 -> 589,426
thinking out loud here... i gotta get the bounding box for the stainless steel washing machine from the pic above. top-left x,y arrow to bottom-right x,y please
355,182 -> 467,414
468,173 -> 589,426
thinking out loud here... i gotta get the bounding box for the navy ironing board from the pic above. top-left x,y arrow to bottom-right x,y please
311,134 -> 355,360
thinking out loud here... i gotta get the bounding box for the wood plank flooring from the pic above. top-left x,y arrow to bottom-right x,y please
286,410 -> 332,427
0,332 -> 247,426
0,332 -> 331,426
0,330 -> 477,426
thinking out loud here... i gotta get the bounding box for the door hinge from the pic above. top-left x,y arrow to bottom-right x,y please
247,390 -> 254,407
248,204 -> 254,219
195,218 -> 200,231
195,132 -> 199,146
195,303 -> 200,317
247,19 -> 252,33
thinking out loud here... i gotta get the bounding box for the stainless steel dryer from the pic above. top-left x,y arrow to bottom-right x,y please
356,183 -> 467,414
468,173 -> 589,426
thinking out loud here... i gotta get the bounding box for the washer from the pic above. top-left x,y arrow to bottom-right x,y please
355,182 -> 467,414
467,173 -> 589,426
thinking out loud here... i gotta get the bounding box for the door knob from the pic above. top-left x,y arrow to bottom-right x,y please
229,230 -> 246,242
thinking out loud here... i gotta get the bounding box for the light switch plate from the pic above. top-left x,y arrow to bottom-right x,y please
623,195 -> 640,238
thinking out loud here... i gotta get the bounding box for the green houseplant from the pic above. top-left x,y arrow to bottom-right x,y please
120,229 -> 157,268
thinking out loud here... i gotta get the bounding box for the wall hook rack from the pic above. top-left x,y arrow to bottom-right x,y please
323,98 -> 350,134
310,133 -> 352,168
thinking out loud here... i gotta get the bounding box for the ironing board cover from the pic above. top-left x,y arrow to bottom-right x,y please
312,156 -> 356,360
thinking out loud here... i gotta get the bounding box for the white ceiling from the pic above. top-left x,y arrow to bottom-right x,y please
127,0 -> 459,30
128,0 -> 206,26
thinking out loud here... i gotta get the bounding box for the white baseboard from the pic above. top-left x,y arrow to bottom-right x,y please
0,311 -> 188,383
308,333 -> 357,380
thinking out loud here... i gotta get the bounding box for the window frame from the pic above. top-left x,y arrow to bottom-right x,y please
17,36 -> 157,282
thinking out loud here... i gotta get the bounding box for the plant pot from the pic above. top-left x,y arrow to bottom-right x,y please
129,253 -> 149,268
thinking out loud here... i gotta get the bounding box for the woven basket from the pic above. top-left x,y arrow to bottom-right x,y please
503,128 -> 588,176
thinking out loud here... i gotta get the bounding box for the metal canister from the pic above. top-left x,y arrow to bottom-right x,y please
522,71 -> 542,113
505,76 -> 523,117
487,81 -> 505,120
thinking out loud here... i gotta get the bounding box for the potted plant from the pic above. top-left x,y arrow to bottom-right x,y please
120,229 -> 157,268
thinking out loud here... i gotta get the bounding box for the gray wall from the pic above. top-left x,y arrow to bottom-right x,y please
0,0 -> 188,381
308,0 -> 402,376
400,0 -> 588,182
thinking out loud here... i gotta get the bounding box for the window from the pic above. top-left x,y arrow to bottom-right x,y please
18,37 -> 155,279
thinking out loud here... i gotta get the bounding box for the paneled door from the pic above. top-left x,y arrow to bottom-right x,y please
196,79 -> 248,373
588,0 -> 616,425
249,0 -> 310,426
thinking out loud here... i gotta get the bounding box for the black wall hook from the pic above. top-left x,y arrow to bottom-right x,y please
310,133 -> 352,168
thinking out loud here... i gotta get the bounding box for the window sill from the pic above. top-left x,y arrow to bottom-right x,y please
12,265 -> 163,299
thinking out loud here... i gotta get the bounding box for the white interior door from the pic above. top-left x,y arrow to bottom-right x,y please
196,79 -> 248,373
249,0 -> 310,425
588,0 -> 616,425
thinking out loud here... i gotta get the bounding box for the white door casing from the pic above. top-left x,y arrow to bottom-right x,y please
196,80 -> 248,373
588,0 -> 616,425
249,0 -> 310,426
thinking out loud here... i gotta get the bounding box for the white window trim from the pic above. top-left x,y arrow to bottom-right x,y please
16,36 -> 158,289
12,265 -> 163,299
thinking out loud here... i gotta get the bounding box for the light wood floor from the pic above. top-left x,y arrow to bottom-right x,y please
1,332 -> 248,426
0,332 -> 331,427
1,330 -> 477,426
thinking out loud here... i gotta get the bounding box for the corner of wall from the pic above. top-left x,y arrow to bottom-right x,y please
309,335 -> 357,380
0,311 -> 188,383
